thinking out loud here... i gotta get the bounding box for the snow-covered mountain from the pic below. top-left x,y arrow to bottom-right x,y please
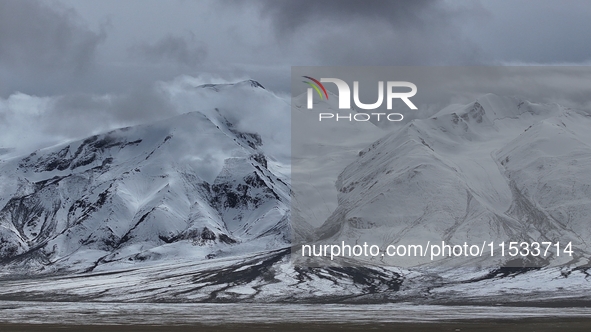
0,81 -> 290,273
1,83 -> 590,305
312,94 -> 591,268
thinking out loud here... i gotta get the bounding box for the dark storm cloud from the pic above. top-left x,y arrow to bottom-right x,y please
466,0 -> 591,64
130,34 -> 207,67
0,0 -> 106,93
245,0 -> 483,65
2,0 -> 589,156
256,0 -> 437,36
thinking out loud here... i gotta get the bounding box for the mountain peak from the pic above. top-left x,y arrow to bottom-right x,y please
428,94 -> 564,137
238,79 -> 265,89
0,106 -> 289,272
195,79 -> 265,91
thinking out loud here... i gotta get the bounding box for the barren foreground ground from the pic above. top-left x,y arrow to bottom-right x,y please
2,319 -> 591,332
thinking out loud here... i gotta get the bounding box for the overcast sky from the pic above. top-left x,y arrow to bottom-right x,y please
1,0 -> 591,152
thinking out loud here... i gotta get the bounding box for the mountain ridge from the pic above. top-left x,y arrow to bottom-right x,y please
306,94 -> 590,268
0,106 -> 290,273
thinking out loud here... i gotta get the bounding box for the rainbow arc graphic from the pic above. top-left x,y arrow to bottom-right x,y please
303,76 -> 328,100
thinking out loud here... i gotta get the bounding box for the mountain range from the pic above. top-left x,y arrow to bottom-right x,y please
0,81 -> 590,304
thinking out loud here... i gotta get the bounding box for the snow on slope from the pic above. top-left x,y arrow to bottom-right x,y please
2,84 -> 591,304
0,81 -> 291,273
0,247 -> 590,305
313,94 -> 591,268
291,90 -> 385,236
0,249 -> 405,303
